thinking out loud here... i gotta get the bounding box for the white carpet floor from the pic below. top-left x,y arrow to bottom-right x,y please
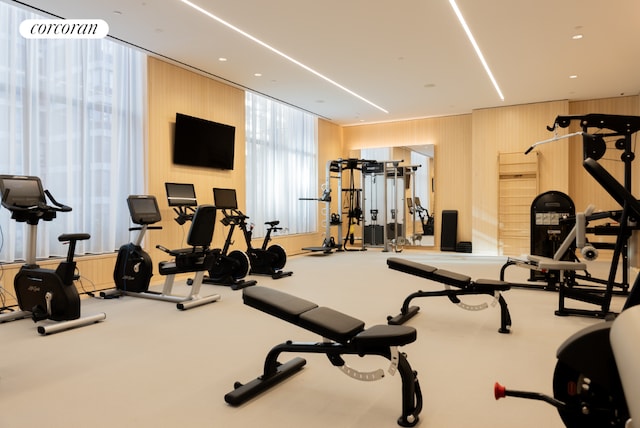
0,248 -> 630,428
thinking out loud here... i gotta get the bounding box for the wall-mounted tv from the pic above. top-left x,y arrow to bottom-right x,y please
173,112 -> 235,170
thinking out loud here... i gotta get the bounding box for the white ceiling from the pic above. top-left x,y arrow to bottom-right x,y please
13,0 -> 640,126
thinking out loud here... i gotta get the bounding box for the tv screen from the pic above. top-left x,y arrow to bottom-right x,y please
173,113 -> 235,170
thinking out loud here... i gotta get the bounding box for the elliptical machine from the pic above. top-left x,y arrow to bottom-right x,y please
0,175 -> 106,335
212,188 -> 292,280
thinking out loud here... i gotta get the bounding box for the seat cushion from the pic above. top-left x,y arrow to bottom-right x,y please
352,325 -> 417,351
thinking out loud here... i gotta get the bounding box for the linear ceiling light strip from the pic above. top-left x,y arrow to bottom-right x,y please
448,0 -> 505,101
180,0 -> 389,114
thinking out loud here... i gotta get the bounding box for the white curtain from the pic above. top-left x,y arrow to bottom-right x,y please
0,2 -> 145,262
245,92 -> 317,238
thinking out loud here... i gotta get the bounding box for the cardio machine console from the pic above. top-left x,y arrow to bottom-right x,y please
127,195 -> 161,225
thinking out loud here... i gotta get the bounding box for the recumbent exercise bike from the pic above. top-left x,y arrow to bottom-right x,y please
102,194 -> 221,310
0,175 -> 106,335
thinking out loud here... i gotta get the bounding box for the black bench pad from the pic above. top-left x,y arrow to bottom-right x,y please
352,325 -> 417,350
474,278 -> 511,292
387,257 -> 509,290
299,307 -> 365,343
243,286 -> 416,347
243,286 -> 318,324
387,258 -> 470,287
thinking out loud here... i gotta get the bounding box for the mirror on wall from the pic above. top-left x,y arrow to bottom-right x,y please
360,145 -> 434,247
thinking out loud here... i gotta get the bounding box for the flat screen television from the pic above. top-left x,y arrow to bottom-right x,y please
173,113 -> 235,170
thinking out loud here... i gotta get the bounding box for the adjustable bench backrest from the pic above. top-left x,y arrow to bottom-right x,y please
243,286 -> 365,344
387,257 -> 471,288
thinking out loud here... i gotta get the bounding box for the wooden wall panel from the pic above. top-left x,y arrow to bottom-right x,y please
471,100 -> 569,254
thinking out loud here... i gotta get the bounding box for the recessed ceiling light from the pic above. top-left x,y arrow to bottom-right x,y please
424,83 -> 436,88
218,57 -> 227,62
254,73 -> 262,77
569,75 -> 578,79
572,34 -> 583,40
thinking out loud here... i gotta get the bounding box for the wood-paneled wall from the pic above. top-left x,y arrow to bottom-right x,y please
471,100 -> 570,254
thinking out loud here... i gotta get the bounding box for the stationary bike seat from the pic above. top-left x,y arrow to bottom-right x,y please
58,233 -> 91,242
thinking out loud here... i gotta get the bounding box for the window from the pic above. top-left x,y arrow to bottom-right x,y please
0,1 -> 145,262
245,92 -> 317,238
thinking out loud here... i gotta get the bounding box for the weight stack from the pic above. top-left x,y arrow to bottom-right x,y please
440,210 -> 458,251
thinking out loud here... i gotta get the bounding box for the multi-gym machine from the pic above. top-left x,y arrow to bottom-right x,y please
502,114 -> 640,318
494,116 -> 640,427
302,158 -> 371,253
302,157 -> 421,254
385,162 -> 422,252
0,174 -> 106,335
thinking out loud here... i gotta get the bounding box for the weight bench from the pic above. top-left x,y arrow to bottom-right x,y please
225,286 -> 423,427
387,257 -> 512,334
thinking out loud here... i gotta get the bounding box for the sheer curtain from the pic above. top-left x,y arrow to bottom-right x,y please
0,2 -> 145,262
245,92 -> 317,238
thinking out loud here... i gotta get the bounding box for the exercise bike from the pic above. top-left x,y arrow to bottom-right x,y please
494,115 -> 640,428
102,195 -> 221,309
212,188 -> 292,280
0,174 -> 106,335
162,183 -> 254,290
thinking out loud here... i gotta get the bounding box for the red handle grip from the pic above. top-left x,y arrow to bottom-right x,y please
494,382 -> 506,400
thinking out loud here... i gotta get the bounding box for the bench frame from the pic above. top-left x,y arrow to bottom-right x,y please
225,286 -> 423,427
387,257 -> 512,334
